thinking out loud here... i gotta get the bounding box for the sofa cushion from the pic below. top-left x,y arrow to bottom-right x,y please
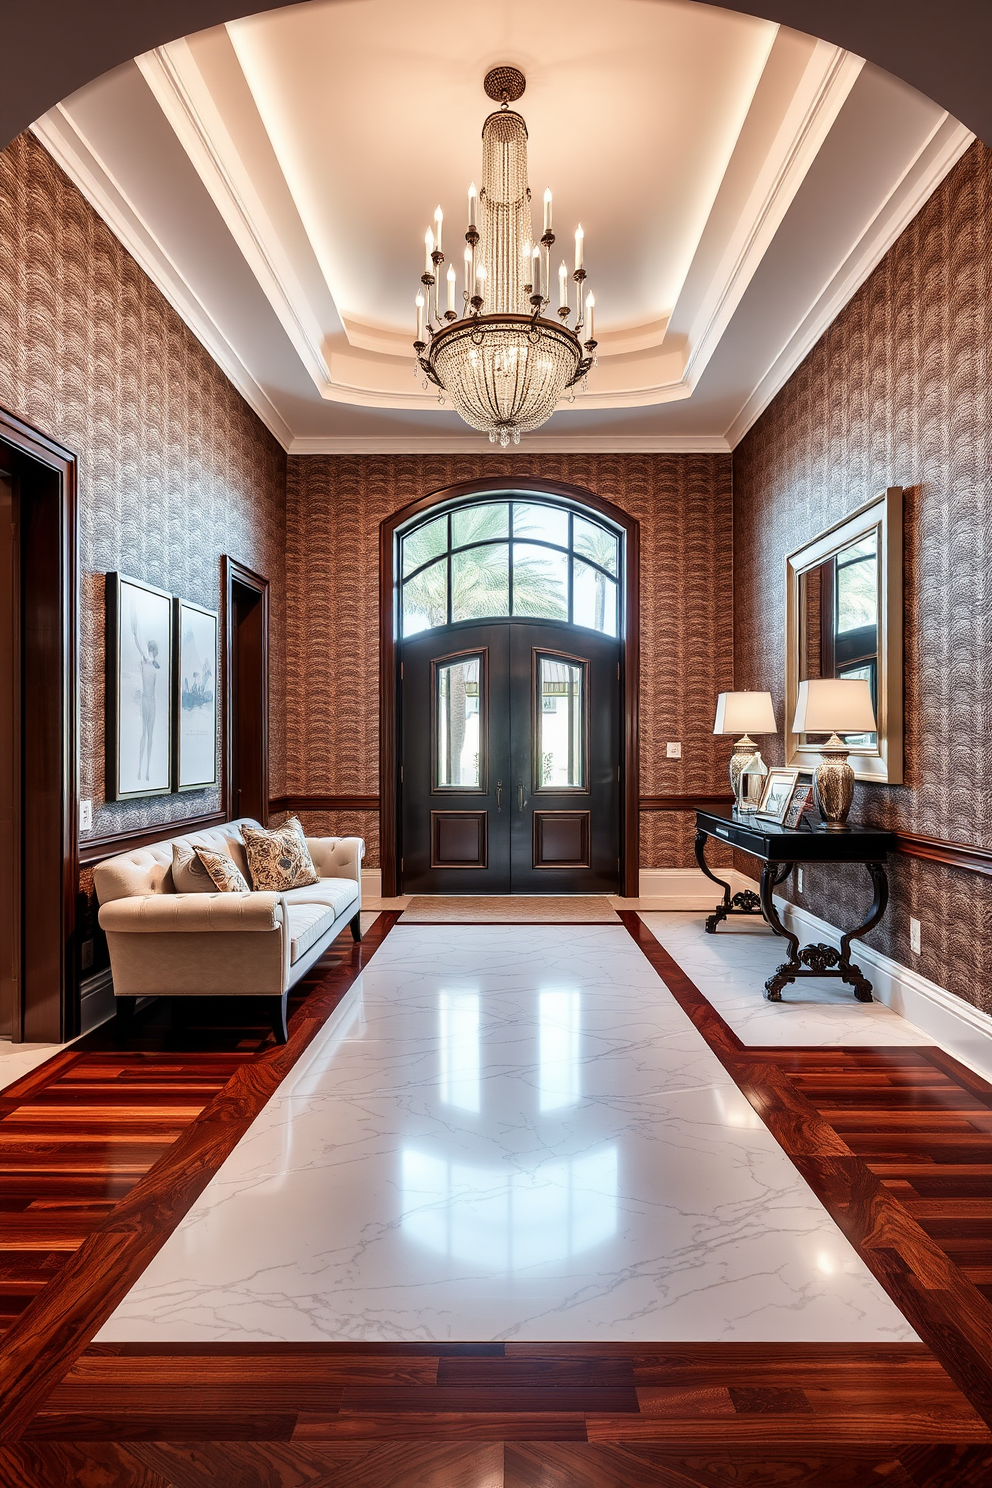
280,879 -> 359,917
242,817 -> 319,892
285,902 -> 338,963
172,840 -> 218,894
195,846 -> 250,894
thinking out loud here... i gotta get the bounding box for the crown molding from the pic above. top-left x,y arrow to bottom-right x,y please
286,433 -> 732,455
726,114 -> 975,447
30,107 -> 295,450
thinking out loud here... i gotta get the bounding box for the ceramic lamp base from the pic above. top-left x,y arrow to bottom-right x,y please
813,735 -> 855,830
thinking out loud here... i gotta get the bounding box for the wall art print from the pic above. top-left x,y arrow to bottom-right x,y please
106,573 -> 173,801
174,597 -> 218,791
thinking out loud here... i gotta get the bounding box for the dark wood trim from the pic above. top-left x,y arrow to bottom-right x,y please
269,795 -> 380,815
379,477 -> 640,897
78,812 -> 228,867
0,405 -> 78,1044
222,557 -> 269,825
893,829 -> 992,876
0,911 -> 402,1440
639,793 -> 735,811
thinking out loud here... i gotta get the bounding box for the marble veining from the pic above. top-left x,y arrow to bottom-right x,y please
98,924 -> 917,1344
639,913 -> 933,1046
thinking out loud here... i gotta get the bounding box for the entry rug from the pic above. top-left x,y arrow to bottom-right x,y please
399,895 -> 619,923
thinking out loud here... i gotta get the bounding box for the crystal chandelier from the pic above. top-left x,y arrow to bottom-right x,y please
413,67 -> 597,447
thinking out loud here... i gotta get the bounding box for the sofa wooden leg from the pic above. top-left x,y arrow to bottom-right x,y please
270,993 -> 289,1045
350,911 -> 363,943
114,997 -> 137,1037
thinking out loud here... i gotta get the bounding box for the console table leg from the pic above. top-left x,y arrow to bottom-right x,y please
696,829 -> 764,933
759,864 -> 802,1000
837,861 -> 889,1002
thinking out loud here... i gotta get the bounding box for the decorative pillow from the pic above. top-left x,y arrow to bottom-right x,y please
172,840 -> 223,894
241,816 -> 319,892
193,844 -> 251,894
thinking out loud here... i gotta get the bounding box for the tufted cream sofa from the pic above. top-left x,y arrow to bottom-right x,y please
94,818 -> 364,1042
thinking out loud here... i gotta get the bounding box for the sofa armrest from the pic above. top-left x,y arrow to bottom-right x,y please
99,893 -> 284,934
305,835 -> 365,884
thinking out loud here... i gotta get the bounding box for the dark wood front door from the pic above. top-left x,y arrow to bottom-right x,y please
400,621 -> 620,893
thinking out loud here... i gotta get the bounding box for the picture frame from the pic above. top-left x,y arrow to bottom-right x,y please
106,573 -> 174,801
782,782 -> 814,829
174,597 -> 219,791
755,766 -> 801,824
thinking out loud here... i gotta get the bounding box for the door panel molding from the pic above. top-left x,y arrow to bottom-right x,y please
533,810 -> 592,870
381,476 -> 639,895
431,810 -> 489,869
431,646 -> 488,795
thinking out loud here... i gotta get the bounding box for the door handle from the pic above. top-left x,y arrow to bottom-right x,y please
517,780 -> 524,812
496,780 -> 502,812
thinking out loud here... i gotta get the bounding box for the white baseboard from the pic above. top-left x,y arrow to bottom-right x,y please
79,967 -> 115,1034
733,872 -> 992,1083
636,866 -> 752,909
363,869 -> 382,899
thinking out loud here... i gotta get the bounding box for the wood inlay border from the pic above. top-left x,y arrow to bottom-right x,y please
0,911 -> 401,1441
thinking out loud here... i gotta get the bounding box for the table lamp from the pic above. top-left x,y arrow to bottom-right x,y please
713,691 -> 777,801
791,677 -> 876,831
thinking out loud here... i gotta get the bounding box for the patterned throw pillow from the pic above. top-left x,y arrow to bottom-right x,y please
193,845 -> 251,893
172,840 -> 221,894
241,816 -> 319,892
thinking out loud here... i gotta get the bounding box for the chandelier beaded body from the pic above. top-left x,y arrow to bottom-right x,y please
414,67 -> 597,447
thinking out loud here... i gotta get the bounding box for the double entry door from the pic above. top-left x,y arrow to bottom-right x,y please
400,620 -> 620,893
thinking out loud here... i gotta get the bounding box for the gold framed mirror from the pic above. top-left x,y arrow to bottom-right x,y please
785,487 -> 903,784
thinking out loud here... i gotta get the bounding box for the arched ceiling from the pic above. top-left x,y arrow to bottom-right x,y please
3,0 -> 990,151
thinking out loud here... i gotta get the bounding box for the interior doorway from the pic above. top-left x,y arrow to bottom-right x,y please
0,409 -> 77,1044
224,557 -> 269,825
382,480 -> 640,896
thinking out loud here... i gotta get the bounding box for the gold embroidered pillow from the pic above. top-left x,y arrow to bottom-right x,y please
193,845 -> 251,893
172,840 -> 222,894
241,817 -> 319,892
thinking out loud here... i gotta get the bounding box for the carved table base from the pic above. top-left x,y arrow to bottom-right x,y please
759,860 -> 889,1002
694,830 -> 791,935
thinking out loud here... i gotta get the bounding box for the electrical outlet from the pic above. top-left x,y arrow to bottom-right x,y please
666,742 -> 682,759
910,917 -> 921,954
79,798 -> 92,832
797,868 -> 804,893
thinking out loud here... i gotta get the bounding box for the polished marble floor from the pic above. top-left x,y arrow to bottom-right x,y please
639,912 -> 933,1046
98,923 -> 916,1345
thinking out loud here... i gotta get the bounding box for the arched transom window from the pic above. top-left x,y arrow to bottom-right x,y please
400,498 -> 621,639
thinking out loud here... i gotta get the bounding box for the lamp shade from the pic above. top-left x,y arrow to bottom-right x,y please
713,691 -> 777,736
792,677 -> 876,734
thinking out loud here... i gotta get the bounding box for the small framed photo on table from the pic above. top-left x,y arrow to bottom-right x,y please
782,782 -> 814,829
756,766 -> 801,824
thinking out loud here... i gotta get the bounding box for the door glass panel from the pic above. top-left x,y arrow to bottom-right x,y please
573,515 -> 618,575
513,544 -> 568,619
573,559 -> 618,635
403,514 -> 448,576
436,653 -> 483,788
451,502 -> 509,547
537,655 -> 585,788
513,503 -> 570,548
451,543 -> 509,622
403,558 -> 448,636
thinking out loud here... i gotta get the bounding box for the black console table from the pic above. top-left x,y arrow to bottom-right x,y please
694,805 -> 895,1002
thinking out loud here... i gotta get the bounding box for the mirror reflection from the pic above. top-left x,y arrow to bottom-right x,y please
798,526 -> 879,749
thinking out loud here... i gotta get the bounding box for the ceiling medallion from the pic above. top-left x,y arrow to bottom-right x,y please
413,69 -> 596,447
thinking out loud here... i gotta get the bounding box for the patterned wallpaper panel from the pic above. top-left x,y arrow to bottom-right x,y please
284,453 -> 735,867
734,141 -> 992,1014
0,131 -> 287,844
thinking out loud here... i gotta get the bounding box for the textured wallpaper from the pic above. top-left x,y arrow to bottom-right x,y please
734,141 -> 992,1014
0,131 -> 287,844
284,453 -> 734,867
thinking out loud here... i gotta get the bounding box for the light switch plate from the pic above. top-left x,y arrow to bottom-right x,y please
79,798 -> 93,832
666,742 -> 682,759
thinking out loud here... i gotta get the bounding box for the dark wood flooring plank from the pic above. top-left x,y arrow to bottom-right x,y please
295,1411 -> 588,1441
130,1440 -> 377,1488
0,1441 -> 175,1488
0,913 -> 400,1441
24,1412 -> 298,1441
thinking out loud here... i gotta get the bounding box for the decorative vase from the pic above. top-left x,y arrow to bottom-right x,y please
812,735 -> 855,830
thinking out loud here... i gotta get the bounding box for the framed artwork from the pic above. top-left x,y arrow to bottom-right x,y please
174,598 -> 219,791
106,573 -> 174,800
782,782 -> 814,829
756,766 -> 800,824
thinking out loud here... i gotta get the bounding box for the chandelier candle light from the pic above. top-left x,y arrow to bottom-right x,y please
413,66 -> 597,447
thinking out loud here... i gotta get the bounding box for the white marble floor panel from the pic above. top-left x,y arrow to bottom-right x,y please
0,1038 -> 66,1094
98,924 -> 916,1345
639,913 -> 933,1047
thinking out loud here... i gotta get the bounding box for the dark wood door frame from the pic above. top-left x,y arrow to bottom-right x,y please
379,476 -> 640,897
0,405 -> 78,1043
222,556 -> 269,825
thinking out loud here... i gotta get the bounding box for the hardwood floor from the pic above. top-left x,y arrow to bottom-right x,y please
1,908 -> 992,1485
